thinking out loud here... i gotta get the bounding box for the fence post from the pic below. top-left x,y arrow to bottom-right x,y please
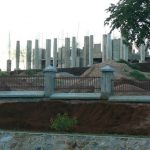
43,65 -> 57,97
101,65 -> 114,99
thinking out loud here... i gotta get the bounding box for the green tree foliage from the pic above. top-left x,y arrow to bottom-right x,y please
105,0 -> 150,48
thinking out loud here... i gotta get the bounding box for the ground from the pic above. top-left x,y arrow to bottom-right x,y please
0,100 -> 149,136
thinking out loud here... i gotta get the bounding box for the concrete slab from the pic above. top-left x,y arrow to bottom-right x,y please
109,95 -> 150,103
0,91 -> 44,98
50,93 -> 101,100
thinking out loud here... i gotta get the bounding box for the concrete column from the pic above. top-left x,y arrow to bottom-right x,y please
101,34 -> 107,62
43,65 -> 57,97
89,35 -> 94,66
7,59 -> 11,72
58,47 -> 62,68
139,44 -> 146,63
35,39 -> 40,69
76,57 -> 80,67
71,37 -> 77,67
53,38 -> 57,67
64,38 -> 70,68
120,36 -> 124,60
16,41 -> 20,70
123,44 -> 128,61
83,36 -> 89,67
101,65 -> 114,99
112,39 -> 120,61
46,39 -> 51,67
106,33 -> 112,60
26,40 -> 32,70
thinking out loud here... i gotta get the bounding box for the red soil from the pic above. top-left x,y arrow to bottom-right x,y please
0,100 -> 149,136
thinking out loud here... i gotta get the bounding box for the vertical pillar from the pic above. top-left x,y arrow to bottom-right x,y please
35,39 -> 40,69
26,40 -> 32,70
16,41 -> 20,70
123,44 -> 128,61
43,65 -> 57,97
106,33 -> 112,60
112,39 -> 120,61
46,39 -> 51,67
120,35 -> 124,60
101,65 -> 114,99
101,34 -> 107,62
83,36 -> 89,67
139,44 -> 146,63
58,47 -> 63,68
7,59 -> 11,72
71,37 -> 77,67
89,35 -> 94,66
64,38 -> 70,68
53,38 -> 57,67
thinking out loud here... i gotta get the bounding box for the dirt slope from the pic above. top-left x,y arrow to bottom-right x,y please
81,60 -> 150,79
0,101 -> 149,136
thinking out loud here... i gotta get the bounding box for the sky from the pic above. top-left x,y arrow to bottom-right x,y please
0,0 -> 119,70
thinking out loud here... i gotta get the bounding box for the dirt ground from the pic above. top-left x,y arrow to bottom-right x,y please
0,100 -> 149,136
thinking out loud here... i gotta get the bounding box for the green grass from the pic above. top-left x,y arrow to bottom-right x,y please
130,70 -> 147,80
117,59 -> 140,70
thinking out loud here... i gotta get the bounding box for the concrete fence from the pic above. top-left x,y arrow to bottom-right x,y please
0,65 -> 114,99
43,65 -> 114,99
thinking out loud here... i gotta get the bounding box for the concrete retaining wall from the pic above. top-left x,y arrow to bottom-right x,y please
0,131 -> 150,150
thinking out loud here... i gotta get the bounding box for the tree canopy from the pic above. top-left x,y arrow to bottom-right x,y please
104,0 -> 150,48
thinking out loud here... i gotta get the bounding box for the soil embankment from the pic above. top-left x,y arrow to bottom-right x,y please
0,101 -> 149,136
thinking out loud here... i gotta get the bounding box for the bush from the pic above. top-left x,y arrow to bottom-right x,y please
117,59 -> 140,70
25,70 -> 37,76
0,71 -> 10,77
130,70 -> 147,80
51,113 -> 77,131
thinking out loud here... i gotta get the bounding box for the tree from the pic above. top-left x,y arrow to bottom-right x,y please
104,0 -> 150,49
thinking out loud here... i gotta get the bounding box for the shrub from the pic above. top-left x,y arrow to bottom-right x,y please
117,59 -> 140,70
130,70 -> 147,80
25,70 -> 37,76
0,71 -> 10,77
51,113 -> 77,131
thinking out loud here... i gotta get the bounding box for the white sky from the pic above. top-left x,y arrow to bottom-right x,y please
0,0 -> 119,70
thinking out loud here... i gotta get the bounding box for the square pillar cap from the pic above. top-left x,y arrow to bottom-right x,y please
44,65 -> 57,72
101,65 -> 114,72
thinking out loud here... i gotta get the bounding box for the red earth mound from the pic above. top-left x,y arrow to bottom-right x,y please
0,100 -> 149,136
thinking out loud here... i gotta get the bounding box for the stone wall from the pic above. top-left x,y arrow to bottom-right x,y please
0,131 -> 150,150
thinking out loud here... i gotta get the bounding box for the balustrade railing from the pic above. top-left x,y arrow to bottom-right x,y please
113,79 -> 150,95
0,76 -> 44,91
55,77 -> 101,93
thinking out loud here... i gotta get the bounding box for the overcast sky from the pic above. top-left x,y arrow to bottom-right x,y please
0,0 -> 119,70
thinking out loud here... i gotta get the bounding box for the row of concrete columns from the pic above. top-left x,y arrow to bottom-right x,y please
101,34 -> 129,62
11,34 -> 146,71
14,34 -> 130,71
15,37 -> 80,70
15,39 -> 55,70
58,35 -> 94,68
